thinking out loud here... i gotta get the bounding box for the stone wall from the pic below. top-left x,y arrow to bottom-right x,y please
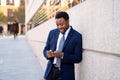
26,0 -> 120,80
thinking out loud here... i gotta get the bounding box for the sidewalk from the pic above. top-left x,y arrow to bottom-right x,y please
0,36 -> 44,80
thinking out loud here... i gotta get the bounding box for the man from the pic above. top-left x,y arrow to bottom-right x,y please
43,11 -> 82,80
12,20 -> 19,39
0,25 -> 3,37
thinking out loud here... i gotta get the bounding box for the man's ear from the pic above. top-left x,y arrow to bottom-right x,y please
67,19 -> 69,24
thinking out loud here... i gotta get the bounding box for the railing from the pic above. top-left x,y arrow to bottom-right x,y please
27,0 -> 85,30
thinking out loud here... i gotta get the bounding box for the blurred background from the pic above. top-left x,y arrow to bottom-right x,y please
0,0 -> 25,36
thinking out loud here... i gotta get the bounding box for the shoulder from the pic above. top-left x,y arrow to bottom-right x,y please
49,28 -> 59,34
48,28 -> 59,38
69,27 -> 82,42
50,28 -> 58,32
71,28 -> 82,38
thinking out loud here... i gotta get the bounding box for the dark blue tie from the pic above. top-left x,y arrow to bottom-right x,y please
56,34 -> 65,69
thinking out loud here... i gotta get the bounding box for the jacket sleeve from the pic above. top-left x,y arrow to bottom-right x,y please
43,30 -> 53,60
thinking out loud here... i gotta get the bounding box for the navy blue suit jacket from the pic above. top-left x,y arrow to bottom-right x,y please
43,27 -> 82,80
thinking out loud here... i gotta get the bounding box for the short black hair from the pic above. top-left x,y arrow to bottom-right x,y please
55,11 -> 69,21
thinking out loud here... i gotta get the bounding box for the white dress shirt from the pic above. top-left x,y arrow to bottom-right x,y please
53,26 -> 71,64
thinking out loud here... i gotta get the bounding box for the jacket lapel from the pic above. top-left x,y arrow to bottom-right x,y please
53,29 -> 59,51
63,28 -> 74,51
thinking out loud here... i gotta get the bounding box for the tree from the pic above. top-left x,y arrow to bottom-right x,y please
13,5 -> 25,24
0,12 -> 8,24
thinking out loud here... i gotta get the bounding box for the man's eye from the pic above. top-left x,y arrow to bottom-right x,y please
60,24 -> 63,26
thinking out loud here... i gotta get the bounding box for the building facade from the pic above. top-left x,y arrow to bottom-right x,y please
0,0 -> 20,19
25,0 -> 85,30
0,0 -> 25,35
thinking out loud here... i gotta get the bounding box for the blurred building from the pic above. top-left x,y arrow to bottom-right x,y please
0,0 -> 25,35
0,0 -> 21,21
26,0 -> 85,30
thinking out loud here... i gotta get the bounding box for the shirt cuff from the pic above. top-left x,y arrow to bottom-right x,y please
61,53 -> 64,59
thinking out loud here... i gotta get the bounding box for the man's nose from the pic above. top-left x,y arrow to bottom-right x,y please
58,25 -> 62,29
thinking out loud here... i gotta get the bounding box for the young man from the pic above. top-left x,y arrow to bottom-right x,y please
43,11 -> 82,80
12,20 -> 19,39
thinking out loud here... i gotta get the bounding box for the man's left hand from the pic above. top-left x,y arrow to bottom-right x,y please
53,50 -> 64,58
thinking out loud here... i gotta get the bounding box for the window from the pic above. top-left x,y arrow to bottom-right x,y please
8,9 -> 14,21
0,0 -> 1,5
20,0 -> 25,5
7,0 -> 14,5
8,9 -> 13,17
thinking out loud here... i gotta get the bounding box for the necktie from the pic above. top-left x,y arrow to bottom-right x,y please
56,34 -> 65,69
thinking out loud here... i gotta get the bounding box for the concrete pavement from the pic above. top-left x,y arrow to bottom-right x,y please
0,36 -> 44,80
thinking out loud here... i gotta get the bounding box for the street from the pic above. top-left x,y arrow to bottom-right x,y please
0,36 -> 44,80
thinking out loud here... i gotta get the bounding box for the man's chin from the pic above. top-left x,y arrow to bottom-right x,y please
60,30 -> 64,34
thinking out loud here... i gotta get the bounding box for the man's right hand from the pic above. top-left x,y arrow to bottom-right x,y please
47,50 -> 54,58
